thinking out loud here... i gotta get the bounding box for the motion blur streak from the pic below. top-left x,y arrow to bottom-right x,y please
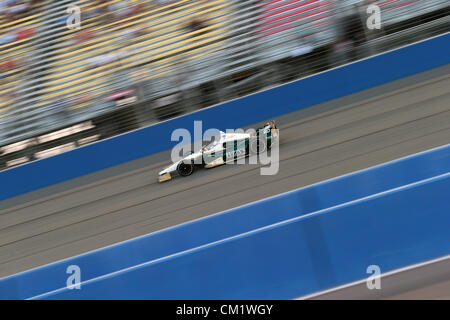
0,64 -> 449,278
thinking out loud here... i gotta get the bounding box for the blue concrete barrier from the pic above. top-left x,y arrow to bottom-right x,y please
0,33 -> 449,201
2,143 -> 449,299
35,172 -> 450,299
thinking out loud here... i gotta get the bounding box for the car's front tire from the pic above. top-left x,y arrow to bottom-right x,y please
177,161 -> 195,176
249,137 -> 267,155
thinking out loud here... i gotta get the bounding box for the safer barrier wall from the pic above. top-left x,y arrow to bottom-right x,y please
36,172 -> 450,299
2,143 -> 449,299
0,33 -> 449,201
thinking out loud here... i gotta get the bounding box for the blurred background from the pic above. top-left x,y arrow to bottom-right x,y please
0,0 -> 448,170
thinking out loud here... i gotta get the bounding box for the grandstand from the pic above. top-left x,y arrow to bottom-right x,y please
0,0 -> 448,169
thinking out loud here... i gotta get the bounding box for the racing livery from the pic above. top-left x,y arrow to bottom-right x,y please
158,121 -> 278,182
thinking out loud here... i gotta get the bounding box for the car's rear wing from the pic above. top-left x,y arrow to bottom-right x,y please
257,120 -> 277,132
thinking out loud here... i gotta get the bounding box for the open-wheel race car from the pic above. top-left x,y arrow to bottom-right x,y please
158,120 -> 278,182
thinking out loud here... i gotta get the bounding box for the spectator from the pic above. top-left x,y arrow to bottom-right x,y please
0,26 -> 34,46
0,1 -> 7,15
96,0 -> 110,15
46,95 -> 73,123
154,0 -> 178,5
0,33 -> 16,45
330,38 -> 355,66
15,27 -> 35,41
109,0 -> 134,20
83,5 -> 102,21
187,18 -> 208,37
74,30 -> 97,45
133,1 -> 147,17
50,95 -> 71,113
336,5 -> 367,62
118,25 -> 147,46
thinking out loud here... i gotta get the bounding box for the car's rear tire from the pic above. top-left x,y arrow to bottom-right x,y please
177,161 -> 195,176
249,137 -> 267,155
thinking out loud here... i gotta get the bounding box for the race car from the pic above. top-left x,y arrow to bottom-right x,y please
158,120 -> 278,182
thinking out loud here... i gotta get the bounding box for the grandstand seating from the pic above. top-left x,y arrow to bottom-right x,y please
0,0 -> 447,151
0,0 -> 235,143
0,0 -> 48,115
369,0 -> 448,26
44,0 -> 231,100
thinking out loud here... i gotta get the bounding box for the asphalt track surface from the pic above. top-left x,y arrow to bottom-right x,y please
0,64 -> 449,300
